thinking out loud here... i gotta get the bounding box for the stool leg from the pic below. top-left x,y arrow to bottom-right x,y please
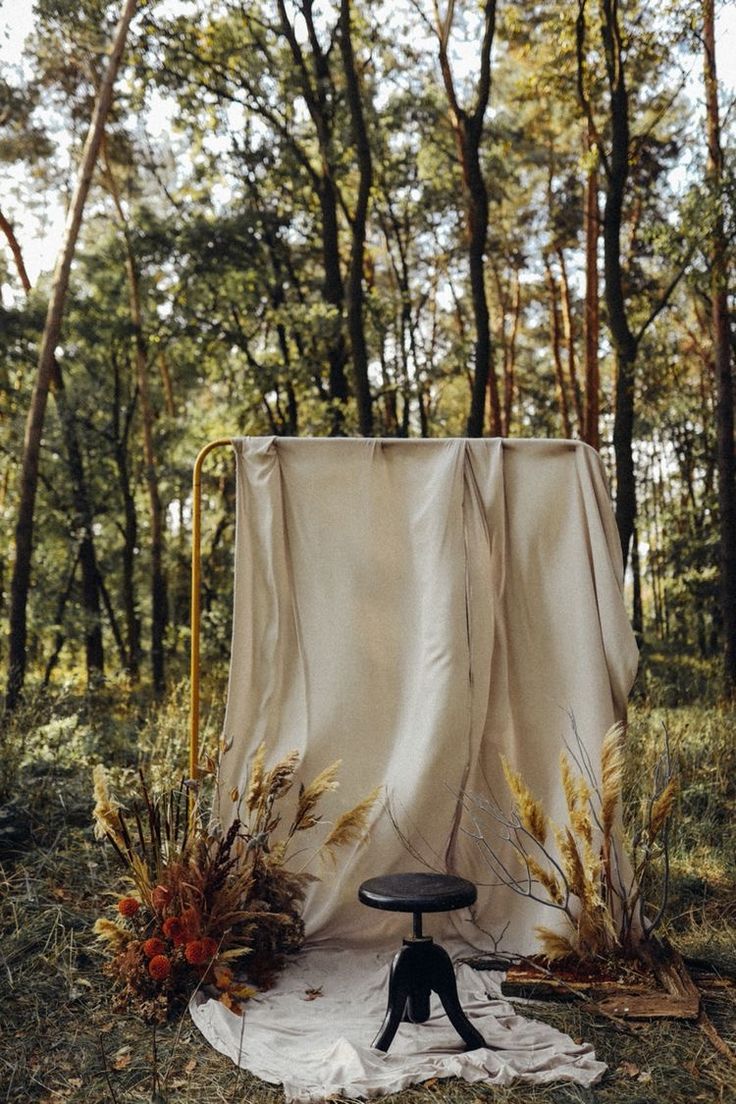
426,943 -> 486,1051
405,975 -> 431,1023
372,945 -> 413,1051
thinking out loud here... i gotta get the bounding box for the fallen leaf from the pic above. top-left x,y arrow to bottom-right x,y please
112,1046 -> 132,1070
184,1058 -> 197,1074
638,1071 -> 652,1084
617,1061 -> 640,1079
219,991 -> 242,1014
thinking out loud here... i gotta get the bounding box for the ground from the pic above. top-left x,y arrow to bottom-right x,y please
0,675 -> 734,1103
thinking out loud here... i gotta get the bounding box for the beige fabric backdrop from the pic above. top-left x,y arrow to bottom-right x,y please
215,436 -> 639,953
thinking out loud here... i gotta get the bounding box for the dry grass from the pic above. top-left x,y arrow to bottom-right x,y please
0,690 -> 735,1103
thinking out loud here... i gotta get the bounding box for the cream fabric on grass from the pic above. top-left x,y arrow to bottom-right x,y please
193,437 -> 638,1098
190,943 -> 607,1101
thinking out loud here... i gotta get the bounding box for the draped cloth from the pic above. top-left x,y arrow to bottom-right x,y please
191,437 -> 639,1100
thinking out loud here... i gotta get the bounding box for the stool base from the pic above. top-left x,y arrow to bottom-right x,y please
372,937 -> 486,1053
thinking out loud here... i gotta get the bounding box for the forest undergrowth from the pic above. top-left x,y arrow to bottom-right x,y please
0,664 -> 734,1104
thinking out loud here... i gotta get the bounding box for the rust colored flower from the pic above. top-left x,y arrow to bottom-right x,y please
117,897 -> 140,918
214,964 -> 234,990
184,940 -> 208,965
143,937 -> 167,959
151,885 -> 171,911
162,917 -> 186,946
148,954 -> 171,981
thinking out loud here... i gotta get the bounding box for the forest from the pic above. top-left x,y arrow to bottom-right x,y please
0,0 -> 734,704
1,2 -> 735,1103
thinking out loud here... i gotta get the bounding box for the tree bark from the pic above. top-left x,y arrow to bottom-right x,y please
5,0 -> 136,710
435,0 -> 500,438
704,0 -> 736,694
557,247 -> 583,433
544,256 -> 573,438
111,352 -> 140,676
583,127 -> 601,449
339,0 -> 374,436
599,0 -> 638,567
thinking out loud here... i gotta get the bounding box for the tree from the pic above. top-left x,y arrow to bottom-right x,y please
432,0 -> 500,438
703,0 -> 736,694
6,0 -> 138,710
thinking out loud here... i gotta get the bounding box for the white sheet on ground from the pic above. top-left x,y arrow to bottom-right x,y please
192,437 -> 638,1098
190,942 -> 607,1101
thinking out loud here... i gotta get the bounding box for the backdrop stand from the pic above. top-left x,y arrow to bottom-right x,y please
189,437 -> 234,784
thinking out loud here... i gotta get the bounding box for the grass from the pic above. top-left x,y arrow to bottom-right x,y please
0,681 -> 735,1103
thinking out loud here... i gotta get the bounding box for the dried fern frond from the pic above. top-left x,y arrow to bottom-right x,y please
650,776 -> 678,838
501,756 -> 547,845
245,743 -> 267,812
92,765 -> 123,843
527,856 -> 564,904
600,723 -> 625,838
322,786 -> 382,855
535,926 -> 574,962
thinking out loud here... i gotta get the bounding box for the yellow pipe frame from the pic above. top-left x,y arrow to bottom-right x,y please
189,437 -> 234,782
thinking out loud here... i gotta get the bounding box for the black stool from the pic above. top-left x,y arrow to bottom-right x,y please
358,872 -> 486,1053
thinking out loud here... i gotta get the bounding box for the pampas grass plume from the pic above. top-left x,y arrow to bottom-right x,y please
501,756 -> 547,845
322,786 -> 382,855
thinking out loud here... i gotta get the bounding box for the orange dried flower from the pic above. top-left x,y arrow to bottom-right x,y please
184,940 -> 209,965
143,937 -> 167,959
214,964 -> 234,990
117,897 -> 140,918
148,954 -> 171,981
162,917 -> 186,946
151,885 -> 171,911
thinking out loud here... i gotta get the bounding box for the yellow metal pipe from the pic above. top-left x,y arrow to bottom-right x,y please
190,437 -> 234,783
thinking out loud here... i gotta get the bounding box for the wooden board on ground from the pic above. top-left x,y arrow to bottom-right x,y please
498,953 -> 701,1021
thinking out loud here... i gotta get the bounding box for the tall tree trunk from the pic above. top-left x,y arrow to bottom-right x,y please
339,0 -> 374,436
600,0 -> 638,567
631,522 -> 643,639
557,248 -> 584,432
5,0 -> 136,710
112,353 -> 140,676
704,0 -> 736,694
104,154 -> 167,693
49,362 -> 105,681
0,208 -> 32,293
435,0 -> 500,438
275,0 -> 349,425
544,256 -> 573,437
583,127 -> 601,449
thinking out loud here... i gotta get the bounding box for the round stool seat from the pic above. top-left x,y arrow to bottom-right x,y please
359,872 -> 476,914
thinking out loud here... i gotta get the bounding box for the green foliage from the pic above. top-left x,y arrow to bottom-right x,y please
0,0 -> 733,710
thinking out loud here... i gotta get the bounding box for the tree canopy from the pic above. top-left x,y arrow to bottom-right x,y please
1,0 -> 734,701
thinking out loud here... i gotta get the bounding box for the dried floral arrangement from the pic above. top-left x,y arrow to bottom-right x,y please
92,747 -> 379,1023
463,718 -> 677,964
